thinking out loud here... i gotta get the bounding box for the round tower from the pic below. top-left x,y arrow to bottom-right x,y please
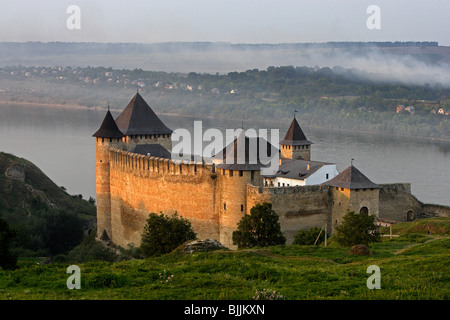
93,109 -> 125,242
214,132 -> 267,248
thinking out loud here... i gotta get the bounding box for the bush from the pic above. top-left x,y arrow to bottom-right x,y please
86,273 -> 127,289
41,210 -> 85,255
333,210 -> 381,247
293,227 -> 326,245
67,232 -> 118,263
232,202 -> 286,249
140,212 -> 196,257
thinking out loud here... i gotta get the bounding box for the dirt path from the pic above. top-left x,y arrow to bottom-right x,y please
394,236 -> 442,255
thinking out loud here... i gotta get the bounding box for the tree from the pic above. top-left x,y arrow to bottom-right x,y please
140,212 -> 196,257
0,218 -> 17,270
293,226 -> 325,245
232,202 -> 286,249
333,210 -> 381,247
42,210 -> 85,255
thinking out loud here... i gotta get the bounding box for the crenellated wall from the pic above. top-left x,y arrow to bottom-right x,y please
108,148 -> 220,248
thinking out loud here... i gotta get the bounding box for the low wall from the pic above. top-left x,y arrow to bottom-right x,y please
378,183 -> 423,221
247,185 -> 331,244
422,204 -> 450,218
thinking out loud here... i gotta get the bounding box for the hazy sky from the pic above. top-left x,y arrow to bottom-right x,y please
0,0 -> 449,45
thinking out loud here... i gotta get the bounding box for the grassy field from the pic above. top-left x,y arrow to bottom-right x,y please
0,218 -> 448,301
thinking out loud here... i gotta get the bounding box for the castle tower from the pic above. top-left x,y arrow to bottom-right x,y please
280,116 -> 312,161
93,109 -> 125,241
115,92 -> 173,152
214,131 -> 278,248
325,165 -> 380,233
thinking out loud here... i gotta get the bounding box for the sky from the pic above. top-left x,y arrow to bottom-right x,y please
0,0 -> 449,45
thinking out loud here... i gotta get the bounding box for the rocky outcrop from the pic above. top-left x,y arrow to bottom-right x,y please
349,244 -> 371,255
183,239 -> 228,254
5,163 -> 25,182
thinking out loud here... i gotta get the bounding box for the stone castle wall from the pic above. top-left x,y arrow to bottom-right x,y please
100,148 -> 446,250
246,185 -> 331,244
378,183 -> 423,221
422,204 -> 450,218
108,148 -> 220,248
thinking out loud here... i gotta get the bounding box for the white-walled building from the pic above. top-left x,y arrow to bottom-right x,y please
263,158 -> 338,187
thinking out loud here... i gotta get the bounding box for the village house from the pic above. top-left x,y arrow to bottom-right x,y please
405,106 -> 415,114
396,105 -> 405,113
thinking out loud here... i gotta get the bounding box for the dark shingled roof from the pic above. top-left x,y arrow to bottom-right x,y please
280,116 -> 313,146
133,144 -> 171,159
264,158 -> 331,180
93,110 -> 125,138
214,131 -> 279,171
324,165 -> 379,189
115,93 -> 173,136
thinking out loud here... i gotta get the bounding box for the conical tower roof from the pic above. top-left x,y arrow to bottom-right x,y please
324,165 -> 379,189
280,116 -> 312,146
115,92 -> 172,136
214,130 -> 279,171
93,110 -> 125,138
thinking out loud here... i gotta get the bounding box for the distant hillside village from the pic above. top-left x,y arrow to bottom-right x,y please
1,65 -> 448,113
396,104 -> 450,116
1,64 -> 449,140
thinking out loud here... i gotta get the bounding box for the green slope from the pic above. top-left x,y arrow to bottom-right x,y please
0,218 -> 448,300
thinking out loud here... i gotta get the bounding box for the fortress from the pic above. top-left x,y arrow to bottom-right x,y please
93,92 -> 433,249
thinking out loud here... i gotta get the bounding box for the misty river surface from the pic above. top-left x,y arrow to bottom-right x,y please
0,102 -> 449,207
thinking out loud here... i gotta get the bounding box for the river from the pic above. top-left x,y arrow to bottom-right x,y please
0,102 -> 449,206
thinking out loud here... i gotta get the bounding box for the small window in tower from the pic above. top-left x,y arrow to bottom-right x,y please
326,174 -> 329,179
239,171 -> 243,177
241,205 -> 244,212
224,203 -> 226,210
